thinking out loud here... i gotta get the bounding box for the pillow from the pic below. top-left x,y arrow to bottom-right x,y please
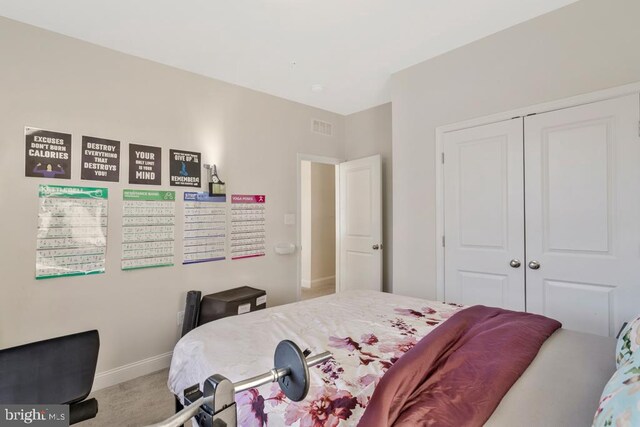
592,357 -> 640,427
617,316 -> 640,368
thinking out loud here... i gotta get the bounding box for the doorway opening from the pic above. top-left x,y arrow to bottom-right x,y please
300,160 -> 337,300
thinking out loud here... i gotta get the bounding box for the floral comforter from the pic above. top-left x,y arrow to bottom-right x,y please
168,290 -> 463,426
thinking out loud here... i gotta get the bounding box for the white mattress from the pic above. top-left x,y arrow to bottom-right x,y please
168,290 -> 615,426
486,328 -> 615,427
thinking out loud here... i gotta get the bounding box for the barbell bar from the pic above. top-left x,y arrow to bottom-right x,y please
148,341 -> 332,427
234,350 -> 330,394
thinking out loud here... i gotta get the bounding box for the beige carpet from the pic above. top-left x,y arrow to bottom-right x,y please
301,282 -> 335,300
83,369 -> 175,427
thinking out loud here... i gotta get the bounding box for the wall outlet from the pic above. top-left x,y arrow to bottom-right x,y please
177,311 -> 185,326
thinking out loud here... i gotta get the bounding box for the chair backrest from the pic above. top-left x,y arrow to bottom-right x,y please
0,330 -> 99,404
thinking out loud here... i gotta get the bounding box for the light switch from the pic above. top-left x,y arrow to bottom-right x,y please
284,214 -> 295,225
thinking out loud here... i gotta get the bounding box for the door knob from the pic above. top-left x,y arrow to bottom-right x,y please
509,259 -> 521,268
372,244 -> 380,250
528,261 -> 541,270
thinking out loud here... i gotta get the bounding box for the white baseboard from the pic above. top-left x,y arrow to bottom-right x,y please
302,276 -> 335,289
309,275 -> 335,288
92,351 -> 173,392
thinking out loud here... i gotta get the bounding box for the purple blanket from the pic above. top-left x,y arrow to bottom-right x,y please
358,305 -> 561,427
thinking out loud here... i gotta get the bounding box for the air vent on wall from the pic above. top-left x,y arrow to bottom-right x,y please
312,119 -> 333,137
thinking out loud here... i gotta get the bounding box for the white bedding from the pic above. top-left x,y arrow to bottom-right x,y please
168,290 -> 615,426
168,290 -> 462,426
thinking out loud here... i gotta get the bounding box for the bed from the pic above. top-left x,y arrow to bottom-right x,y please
168,290 -> 615,426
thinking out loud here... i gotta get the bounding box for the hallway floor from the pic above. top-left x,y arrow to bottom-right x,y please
301,282 -> 335,300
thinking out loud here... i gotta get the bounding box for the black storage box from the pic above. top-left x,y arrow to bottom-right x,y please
197,286 -> 267,325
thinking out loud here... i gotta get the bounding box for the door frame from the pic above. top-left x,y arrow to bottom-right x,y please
296,153 -> 343,302
435,81 -> 640,302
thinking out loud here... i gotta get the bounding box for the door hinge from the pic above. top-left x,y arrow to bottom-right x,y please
441,153 -> 444,164
442,235 -> 445,247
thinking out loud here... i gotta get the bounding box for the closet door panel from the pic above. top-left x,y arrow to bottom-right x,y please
545,123 -> 610,252
525,94 -> 640,336
444,118 -> 525,310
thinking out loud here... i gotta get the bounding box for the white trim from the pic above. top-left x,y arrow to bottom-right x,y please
297,154 -> 343,165
435,81 -> 640,303
296,154 -> 342,302
334,165 -> 341,294
300,161 -> 312,289
302,275 -> 336,289
92,351 -> 172,391
435,127 -> 445,302
438,81 -> 640,133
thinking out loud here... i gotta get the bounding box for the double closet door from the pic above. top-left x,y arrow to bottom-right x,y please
443,94 -> 640,337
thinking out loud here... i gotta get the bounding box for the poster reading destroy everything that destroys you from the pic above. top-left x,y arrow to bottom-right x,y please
81,136 -> 120,182
25,127 -> 71,179
129,143 -> 161,185
170,149 -> 201,187
36,185 -> 108,279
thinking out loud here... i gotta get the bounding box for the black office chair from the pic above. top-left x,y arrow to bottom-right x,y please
0,330 -> 100,424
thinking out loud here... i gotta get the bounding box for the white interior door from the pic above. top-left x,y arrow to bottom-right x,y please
443,118 -> 525,310
338,155 -> 382,292
525,94 -> 640,337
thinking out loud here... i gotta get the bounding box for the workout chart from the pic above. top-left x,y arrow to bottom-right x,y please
183,192 -> 227,264
230,194 -> 266,260
36,185 -> 108,279
122,189 -> 175,270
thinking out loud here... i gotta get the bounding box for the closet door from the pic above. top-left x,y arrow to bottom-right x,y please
444,118 -> 525,310
525,94 -> 640,336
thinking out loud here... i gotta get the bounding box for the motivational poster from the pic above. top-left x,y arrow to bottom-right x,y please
36,185 -> 108,279
81,136 -> 120,182
170,149 -> 201,187
129,143 -> 161,185
230,194 -> 266,260
25,127 -> 71,179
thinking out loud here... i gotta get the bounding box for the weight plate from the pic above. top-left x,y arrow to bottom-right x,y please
274,340 -> 310,402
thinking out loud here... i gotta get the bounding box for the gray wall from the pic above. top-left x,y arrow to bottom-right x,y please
345,103 -> 393,292
391,0 -> 640,299
0,17 -> 346,383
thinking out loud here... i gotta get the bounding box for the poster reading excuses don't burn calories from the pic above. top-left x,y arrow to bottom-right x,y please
25,127 -> 71,179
